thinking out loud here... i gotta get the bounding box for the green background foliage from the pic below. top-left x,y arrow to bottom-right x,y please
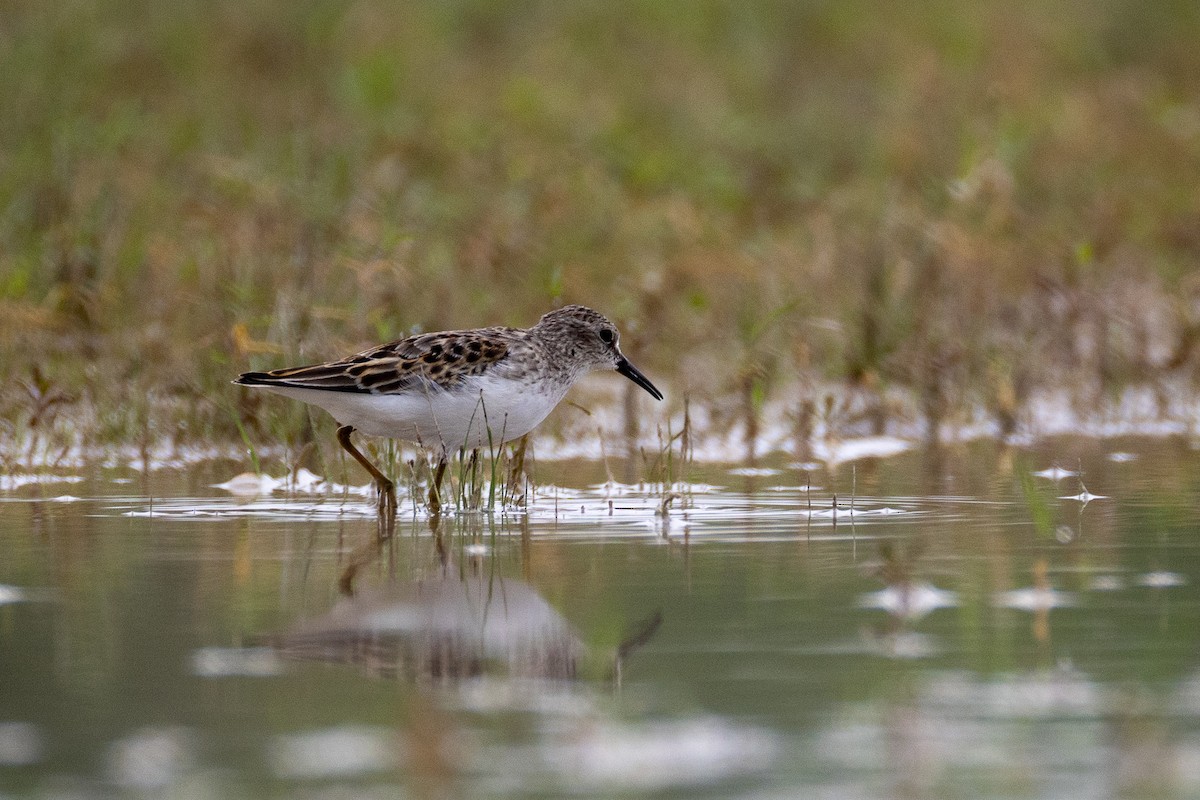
2,0 -> 1199,451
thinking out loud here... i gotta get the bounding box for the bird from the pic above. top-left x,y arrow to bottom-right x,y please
233,305 -> 663,511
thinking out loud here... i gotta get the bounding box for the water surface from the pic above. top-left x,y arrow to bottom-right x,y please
3,438 -> 1200,798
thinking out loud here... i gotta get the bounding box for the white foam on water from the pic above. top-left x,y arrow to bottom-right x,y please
0,585 -> 27,605
532,716 -> 780,792
267,726 -> 398,780
107,726 -> 195,792
728,467 -> 781,477
0,722 -> 44,767
1138,571 -> 1187,588
0,474 -> 84,491
814,436 -> 913,465
1034,467 -> 1078,480
191,647 -> 284,678
995,587 -> 1076,611
212,472 -> 283,496
859,584 -> 959,620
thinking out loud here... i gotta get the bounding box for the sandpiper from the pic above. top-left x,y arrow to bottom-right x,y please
234,305 -> 662,508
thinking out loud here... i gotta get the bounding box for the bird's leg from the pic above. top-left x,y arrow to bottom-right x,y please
427,455 -> 449,515
335,425 -> 396,515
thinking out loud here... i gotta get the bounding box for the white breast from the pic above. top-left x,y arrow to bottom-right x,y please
259,375 -> 568,452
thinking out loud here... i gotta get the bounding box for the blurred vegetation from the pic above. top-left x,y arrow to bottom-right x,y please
2,0 -> 1200,458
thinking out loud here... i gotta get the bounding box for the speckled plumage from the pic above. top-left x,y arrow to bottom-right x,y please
234,305 -> 662,454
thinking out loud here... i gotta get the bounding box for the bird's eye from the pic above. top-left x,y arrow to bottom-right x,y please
598,328 -> 615,344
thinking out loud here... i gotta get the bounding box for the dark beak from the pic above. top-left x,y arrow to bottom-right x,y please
615,357 -> 663,401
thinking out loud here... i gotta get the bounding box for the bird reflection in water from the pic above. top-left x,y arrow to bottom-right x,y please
260,516 -> 661,683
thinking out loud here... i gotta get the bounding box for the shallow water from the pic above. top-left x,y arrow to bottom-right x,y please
3,437 -> 1200,799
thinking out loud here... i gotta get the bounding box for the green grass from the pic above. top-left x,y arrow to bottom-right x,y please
2,0 -> 1199,465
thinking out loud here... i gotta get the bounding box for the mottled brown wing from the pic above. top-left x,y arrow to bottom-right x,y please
236,328 -> 514,395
